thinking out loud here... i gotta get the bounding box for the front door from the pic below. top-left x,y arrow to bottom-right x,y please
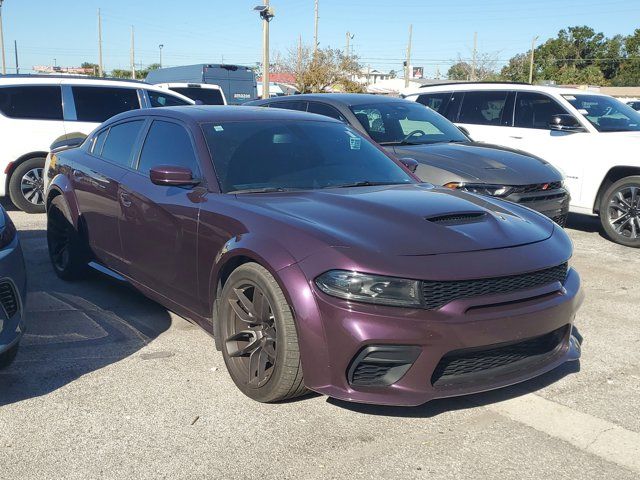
119,119 -> 203,311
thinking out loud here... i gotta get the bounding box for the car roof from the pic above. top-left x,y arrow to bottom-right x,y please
108,105 -> 344,124
0,74 -> 179,92
156,82 -> 223,90
402,82 -> 607,97
250,93 -> 410,108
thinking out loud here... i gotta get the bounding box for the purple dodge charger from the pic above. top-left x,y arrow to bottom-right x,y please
45,106 -> 583,406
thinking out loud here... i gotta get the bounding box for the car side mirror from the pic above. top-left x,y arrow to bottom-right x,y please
150,166 -> 199,187
50,132 -> 87,152
457,125 -> 471,138
549,114 -> 585,132
399,157 -> 419,173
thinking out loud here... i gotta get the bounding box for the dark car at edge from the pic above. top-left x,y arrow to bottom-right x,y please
45,106 -> 583,406
246,94 -> 570,226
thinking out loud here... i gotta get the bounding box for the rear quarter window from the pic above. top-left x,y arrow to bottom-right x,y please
0,86 -> 63,120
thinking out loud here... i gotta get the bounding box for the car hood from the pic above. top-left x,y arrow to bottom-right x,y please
235,184 -> 554,256
389,142 -> 561,184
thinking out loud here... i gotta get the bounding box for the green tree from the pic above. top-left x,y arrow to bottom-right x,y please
447,61 -> 470,80
500,53 -> 530,82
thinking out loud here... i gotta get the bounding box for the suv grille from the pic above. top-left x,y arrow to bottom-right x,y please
0,281 -> 19,318
421,263 -> 568,310
431,326 -> 567,386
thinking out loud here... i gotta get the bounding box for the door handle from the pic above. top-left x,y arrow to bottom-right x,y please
119,192 -> 132,208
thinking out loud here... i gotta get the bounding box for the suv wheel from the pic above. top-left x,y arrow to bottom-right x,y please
8,157 -> 46,214
219,263 -> 307,403
600,175 -> 640,247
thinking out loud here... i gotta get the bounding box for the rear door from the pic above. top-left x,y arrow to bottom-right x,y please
118,119 -> 203,311
454,90 -> 513,144
64,85 -> 142,136
73,119 -> 146,272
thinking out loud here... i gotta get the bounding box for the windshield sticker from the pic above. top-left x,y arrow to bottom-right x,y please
577,109 -> 589,115
349,136 -> 361,150
213,125 -> 224,132
564,95 -> 576,100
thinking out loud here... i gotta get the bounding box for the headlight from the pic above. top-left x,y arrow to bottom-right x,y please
0,210 -> 16,249
315,270 -> 421,307
444,182 -> 512,197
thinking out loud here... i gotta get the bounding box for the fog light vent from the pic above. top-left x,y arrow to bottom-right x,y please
348,345 -> 421,387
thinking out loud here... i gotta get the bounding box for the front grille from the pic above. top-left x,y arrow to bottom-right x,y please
511,181 -> 563,194
0,281 -> 19,318
517,192 -> 567,203
431,326 -> 567,386
553,214 -> 568,227
421,263 -> 568,310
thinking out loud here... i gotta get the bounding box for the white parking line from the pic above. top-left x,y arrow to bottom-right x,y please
486,394 -> 640,473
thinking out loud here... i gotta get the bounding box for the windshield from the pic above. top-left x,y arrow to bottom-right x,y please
202,120 -> 415,193
350,101 -> 468,145
562,94 -> 640,132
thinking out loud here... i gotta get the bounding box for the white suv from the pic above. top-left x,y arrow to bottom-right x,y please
0,75 -> 193,213
404,83 -> 640,247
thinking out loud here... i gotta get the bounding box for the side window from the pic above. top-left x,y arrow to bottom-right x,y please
270,101 -> 307,111
415,92 -> 452,114
92,129 -> 109,155
147,90 -> 191,107
307,102 -> 346,121
351,107 -> 386,141
100,120 -> 145,167
0,86 -> 63,120
514,92 -> 568,129
458,91 -> 509,126
137,120 -> 200,175
72,87 -> 140,123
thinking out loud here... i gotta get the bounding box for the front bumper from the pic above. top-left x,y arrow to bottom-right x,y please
0,235 -> 27,355
506,188 -> 570,226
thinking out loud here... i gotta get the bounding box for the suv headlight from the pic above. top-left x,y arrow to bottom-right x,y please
315,270 -> 421,307
0,210 -> 17,249
444,182 -> 512,197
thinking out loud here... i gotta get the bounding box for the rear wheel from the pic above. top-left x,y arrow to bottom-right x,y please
600,176 -> 640,248
219,263 -> 307,403
47,196 -> 88,280
8,157 -> 46,214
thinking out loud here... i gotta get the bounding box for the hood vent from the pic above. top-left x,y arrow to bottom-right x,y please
426,212 -> 487,226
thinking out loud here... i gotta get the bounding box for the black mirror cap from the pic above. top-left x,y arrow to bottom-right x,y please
399,157 -> 419,173
149,165 -> 199,187
549,114 -> 585,132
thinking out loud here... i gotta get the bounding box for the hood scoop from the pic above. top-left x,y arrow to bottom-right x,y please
426,211 -> 488,226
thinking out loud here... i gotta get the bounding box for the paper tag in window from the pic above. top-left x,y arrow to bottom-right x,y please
213,125 -> 224,132
565,95 -> 576,101
577,109 -> 589,115
349,137 -> 361,150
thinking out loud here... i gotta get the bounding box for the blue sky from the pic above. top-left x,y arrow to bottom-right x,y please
2,0 -> 640,76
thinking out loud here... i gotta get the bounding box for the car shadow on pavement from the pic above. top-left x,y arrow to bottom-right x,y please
565,212 -> 606,238
0,197 -> 18,212
0,229 -> 172,407
328,335 -> 583,418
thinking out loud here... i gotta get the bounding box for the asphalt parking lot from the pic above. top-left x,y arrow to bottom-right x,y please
1,203 -> 638,480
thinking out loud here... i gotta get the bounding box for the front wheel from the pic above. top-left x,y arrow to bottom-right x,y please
600,176 -> 640,248
8,157 -> 46,214
47,196 -> 88,280
219,263 -> 307,403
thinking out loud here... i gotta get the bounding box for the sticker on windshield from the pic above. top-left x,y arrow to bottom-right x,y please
349,136 -> 361,150
213,125 -> 224,132
577,109 -> 589,115
565,95 -> 576,101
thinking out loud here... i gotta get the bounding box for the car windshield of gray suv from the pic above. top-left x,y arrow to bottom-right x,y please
202,120 -> 415,193
350,101 -> 469,146
562,94 -> 640,132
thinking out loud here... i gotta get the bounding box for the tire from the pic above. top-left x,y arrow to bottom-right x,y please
0,342 -> 19,369
599,175 -> 640,248
47,196 -> 88,280
8,157 -> 46,214
219,262 -> 307,403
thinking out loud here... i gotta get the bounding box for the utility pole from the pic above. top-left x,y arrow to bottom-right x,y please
97,8 -> 103,77
13,39 -> 17,74
345,31 -> 351,57
404,24 -> 413,88
471,31 -> 477,81
528,35 -> 539,84
0,0 -> 6,75
262,0 -> 270,99
130,26 -> 136,79
297,34 -> 302,72
159,44 -> 164,67
313,0 -> 319,56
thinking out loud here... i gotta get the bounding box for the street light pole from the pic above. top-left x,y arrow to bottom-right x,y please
0,0 -> 7,75
159,44 -> 164,68
528,36 -> 539,84
254,3 -> 274,99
